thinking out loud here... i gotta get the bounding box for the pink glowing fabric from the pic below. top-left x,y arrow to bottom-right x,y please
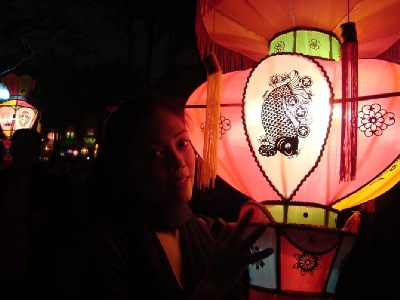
186,56 -> 400,209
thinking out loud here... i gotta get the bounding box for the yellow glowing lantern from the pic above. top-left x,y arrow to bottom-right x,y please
81,146 -> 89,156
187,1 -> 400,298
65,127 -> 76,145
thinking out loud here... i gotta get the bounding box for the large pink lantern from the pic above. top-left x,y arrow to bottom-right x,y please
186,1 -> 400,299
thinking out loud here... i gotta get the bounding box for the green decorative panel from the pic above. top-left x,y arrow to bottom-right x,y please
269,29 -> 340,61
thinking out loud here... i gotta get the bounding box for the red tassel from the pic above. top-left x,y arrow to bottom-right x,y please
360,199 -> 375,214
340,22 -> 358,182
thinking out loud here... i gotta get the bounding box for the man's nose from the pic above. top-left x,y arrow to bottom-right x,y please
169,150 -> 186,170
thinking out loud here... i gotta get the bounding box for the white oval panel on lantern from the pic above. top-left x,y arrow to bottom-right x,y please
243,54 -> 333,199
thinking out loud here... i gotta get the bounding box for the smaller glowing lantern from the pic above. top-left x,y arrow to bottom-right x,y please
83,127 -> 97,145
65,127 -> 75,139
81,146 -> 89,156
0,74 -> 38,138
0,73 -> 38,168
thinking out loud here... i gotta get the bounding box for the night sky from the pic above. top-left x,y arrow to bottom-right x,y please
0,0 -> 205,131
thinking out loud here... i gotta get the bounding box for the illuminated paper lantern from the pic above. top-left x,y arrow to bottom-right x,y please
84,127 -> 97,145
188,1 -> 399,297
0,74 -> 38,138
0,74 -> 38,168
0,100 -> 38,137
187,53 -> 399,300
191,0 -> 400,206
238,200 -> 361,298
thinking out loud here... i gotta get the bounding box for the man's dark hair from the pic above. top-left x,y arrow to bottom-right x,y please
102,90 -> 187,163
10,128 -> 41,151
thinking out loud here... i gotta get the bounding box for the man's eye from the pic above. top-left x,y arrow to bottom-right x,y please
147,149 -> 163,159
178,139 -> 191,148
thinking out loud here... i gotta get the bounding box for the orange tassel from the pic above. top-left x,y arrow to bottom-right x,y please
197,52 -> 222,189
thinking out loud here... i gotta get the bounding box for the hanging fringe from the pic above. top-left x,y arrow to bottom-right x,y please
197,52 -> 222,190
360,198 -> 375,214
339,22 -> 358,182
195,0 -> 256,73
195,153 -> 203,189
376,39 -> 400,63
249,289 -> 334,300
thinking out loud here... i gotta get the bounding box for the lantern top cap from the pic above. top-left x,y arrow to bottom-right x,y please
341,22 -> 357,43
0,73 -> 36,100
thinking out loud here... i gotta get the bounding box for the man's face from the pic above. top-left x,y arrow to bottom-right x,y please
127,107 -> 196,208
